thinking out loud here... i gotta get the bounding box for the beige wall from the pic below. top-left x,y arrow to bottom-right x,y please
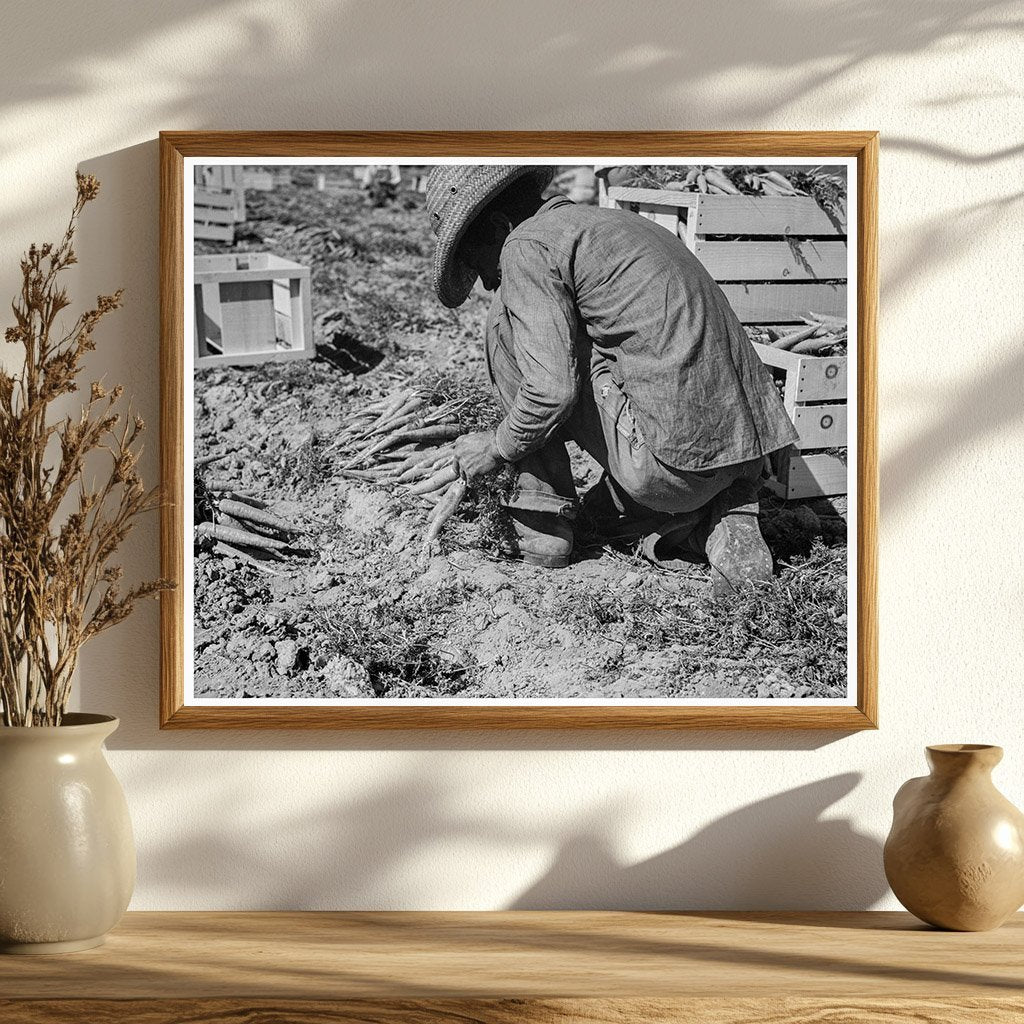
2,1 -> 1021,909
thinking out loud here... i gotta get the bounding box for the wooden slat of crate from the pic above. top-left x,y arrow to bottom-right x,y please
605,186 -> 698,211
195,166 -> 240,192
242,169 -> 274,191
767,451 -> 848,500
791,403 -> 847,448
634,204 -> 682,233
194,172 -> 245,222
752,342 -> 847,407
194,189 -> 237,242
194,222 -> 233,243
219,280 -> 280,353
695,195 -> 846,235
194,192 -> 235,213
195,283 -> 223,355
719,282 -> 846,323
194,346 -> 313,369
194,253 -> 302,282
694,239 -> 847,281
290,277 -> 313,362
795,352 -> 847,404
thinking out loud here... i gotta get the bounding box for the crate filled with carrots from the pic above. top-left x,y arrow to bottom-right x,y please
748,314 -> 848,501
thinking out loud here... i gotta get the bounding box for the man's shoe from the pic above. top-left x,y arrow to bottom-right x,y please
639,510 -> 706,570
509,509 -> 573,568
704,509 -> 773,598
580,474 -> 663,544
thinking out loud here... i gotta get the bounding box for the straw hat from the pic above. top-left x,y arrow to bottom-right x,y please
425,165 -> 555,308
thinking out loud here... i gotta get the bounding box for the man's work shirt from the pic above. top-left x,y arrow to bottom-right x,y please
490,195 -> 799,472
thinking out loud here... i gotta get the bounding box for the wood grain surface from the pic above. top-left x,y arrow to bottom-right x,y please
4,997 -> 1023,1024
160,131 -> 879,731
1,912 -> 1020,1023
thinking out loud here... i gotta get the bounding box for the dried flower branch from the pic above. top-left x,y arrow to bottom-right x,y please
0,173 -> 173,727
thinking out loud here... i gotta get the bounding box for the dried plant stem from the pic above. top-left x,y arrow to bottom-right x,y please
0,173 -> 172,726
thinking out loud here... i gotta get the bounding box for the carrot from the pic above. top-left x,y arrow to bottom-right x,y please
422,412 -> 459,427
371,409 -> 456,440
377,443 -> 420,459
684,167 -> 699,186
358,392 -> 406,416
792,337 -> 840,355
772,323 -> 821,350
329,391 -> 419,451
367,397 -> 428,436
763,170 -> 798,191
392,424 -> 463,445
217,499 -> 301,534
209,490 -> 268,509
376,389 -> 414,421
704,168 -> 740,194
696,172 -> 708,193
420,479 -> 467,558
398,452 -> 452,483
339,431 -> 403,469
801,312 -> 846,328
196,521 -> 290,551
393,448 -> 441,476
407,465 -> 458,496
346,426 -> 458,470
195,453 -> 226,468
217,513 -> 253,534
212,541 -> 283,573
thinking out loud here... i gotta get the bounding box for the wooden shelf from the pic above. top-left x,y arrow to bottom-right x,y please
1,911 -> 1021,1022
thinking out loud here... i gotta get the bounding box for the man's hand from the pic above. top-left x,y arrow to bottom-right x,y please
453,429 -> 504,481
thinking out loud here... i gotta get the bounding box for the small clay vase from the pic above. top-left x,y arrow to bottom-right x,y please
0,714 -> 135,953
884,744 -> 1024,930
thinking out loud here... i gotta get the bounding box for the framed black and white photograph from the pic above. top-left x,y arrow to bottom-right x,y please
159,132 -> 877,729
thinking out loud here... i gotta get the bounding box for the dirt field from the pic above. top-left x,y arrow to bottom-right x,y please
193,180 -> 848,700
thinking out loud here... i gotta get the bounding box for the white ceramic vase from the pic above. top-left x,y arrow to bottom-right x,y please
0,713 -> 135,953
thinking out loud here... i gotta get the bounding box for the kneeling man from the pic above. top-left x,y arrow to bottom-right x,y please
425,165 -> 798,596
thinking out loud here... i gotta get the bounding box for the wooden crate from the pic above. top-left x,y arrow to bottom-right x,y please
193,190 -> 237,243
194,166 -> 247,241
241,168 -> 275,191
753,342 -> 847,500
603,186 -> 847,324
193,253 -> 314,368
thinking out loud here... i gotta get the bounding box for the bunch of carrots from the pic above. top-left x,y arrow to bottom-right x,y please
194,456 -> 306,573
762,313 -> 848,356
677,166 -> 808,197
328,387 -> 471,563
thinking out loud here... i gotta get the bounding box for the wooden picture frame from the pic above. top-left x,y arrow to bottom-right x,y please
160,131 -> 878,730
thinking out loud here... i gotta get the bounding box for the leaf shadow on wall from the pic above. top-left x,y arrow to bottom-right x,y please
1,0 -> 1016,147
0,2 -> 1019,248
510,774 -> 886,910
129,758 -> 886,911
882,336 -> 1024,510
